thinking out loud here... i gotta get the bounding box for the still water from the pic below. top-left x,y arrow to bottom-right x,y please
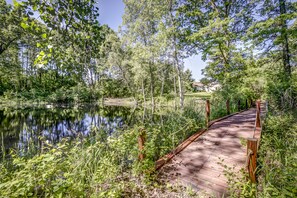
0,105 -> 145,156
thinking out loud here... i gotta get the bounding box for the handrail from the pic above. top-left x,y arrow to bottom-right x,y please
247,100 -> 267,183
153,98 -> 252,170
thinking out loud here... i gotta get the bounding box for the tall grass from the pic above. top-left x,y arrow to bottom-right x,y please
209,98 -> 247,120
257,111 -> 297,197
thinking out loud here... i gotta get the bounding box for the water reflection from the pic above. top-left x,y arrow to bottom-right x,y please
0,105 -> 138,156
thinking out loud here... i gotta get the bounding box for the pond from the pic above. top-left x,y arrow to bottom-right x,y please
0,105 -> 150,157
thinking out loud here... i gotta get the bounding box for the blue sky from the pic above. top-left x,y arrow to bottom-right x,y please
98,0 -> 206,81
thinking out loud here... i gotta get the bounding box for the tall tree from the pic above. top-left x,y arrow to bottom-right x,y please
248,0 -> 297,79
0,0 -> 113,102
178,0 -> 255,88
122,0 -> 162,106
0,0 -> 28,55
122,0 -> 187,107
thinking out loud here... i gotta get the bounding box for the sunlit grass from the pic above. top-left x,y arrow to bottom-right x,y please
184,92 -> 211,98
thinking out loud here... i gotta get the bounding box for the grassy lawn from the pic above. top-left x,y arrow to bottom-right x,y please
184,92 -> 211,98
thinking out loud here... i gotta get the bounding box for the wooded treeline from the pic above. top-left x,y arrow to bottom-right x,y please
1,0 -> 296,108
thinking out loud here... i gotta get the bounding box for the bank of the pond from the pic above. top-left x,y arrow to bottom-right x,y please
0,104 -> 205,197
0,92 -> 211,109
0,96 -> 248,197
0,103 -> 171,157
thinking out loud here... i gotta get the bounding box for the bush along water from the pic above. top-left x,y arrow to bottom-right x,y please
0,101 -> 208,197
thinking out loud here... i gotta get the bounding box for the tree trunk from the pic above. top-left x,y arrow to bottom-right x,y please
279,0 -> 291,78
149,64 -> 155,107
176,64 -> 184,108
160,71 -> 165,97
173,46 -> 184,108
169,0 -> 184,108
142,78 -> 146,105
173,74 -> 177,109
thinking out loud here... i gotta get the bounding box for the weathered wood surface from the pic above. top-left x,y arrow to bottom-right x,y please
159,108 -> 260,197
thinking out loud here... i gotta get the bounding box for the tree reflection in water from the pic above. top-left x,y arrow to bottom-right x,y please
0,105 -> 139,157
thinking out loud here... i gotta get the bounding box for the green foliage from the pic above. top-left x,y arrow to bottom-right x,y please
218,160 -> 257,198
262,62 -> 297,110
257,111 -> 297,197
183,69 -> 195,92
179,0 -> 256,86
0,102 -> 209,197
209,92 -> 248,121
247,0 -> 297,78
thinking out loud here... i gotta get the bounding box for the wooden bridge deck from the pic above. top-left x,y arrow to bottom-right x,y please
159,108 -> 259,197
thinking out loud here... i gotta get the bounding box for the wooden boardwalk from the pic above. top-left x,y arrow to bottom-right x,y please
159,108 -> 259,197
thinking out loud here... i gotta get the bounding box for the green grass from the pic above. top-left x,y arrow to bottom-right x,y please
184,92 -> 211,98
256,110 -> 297,197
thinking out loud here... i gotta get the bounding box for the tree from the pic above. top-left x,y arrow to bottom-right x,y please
122,0 -> 187,107
183,69 -> 195,92
178,0 -> 255,88
102,31 -> 136,100
248,0 -> 297,80
200,77 -> 213,92
122,0 -> 164,106
0,0 -> 27,55
0,0 -> 114,102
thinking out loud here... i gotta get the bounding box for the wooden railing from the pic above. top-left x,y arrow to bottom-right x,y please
247,100 -> 264,183
206,98 -> 251,128
138,98 -> 254,170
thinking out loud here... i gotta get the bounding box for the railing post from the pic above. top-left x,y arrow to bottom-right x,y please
257,100 -> 261,112
138,129 -> 146,161
246,99 -> 248,109
256,100 -> 261,128
238,100 -> 241,111
226,99 -> 230,115
247,138 -> 258,183
250,99 -> 254,107
206,100 -> 210,127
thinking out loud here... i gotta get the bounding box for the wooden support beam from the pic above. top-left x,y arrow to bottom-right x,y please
226,99 -> 230,115
247,138 -> 258,183
238,100 -> 241,111
246,99 -> 248,109
256,100 -> 261,128
206,100 -> 210,127
257,100 -> 261,112
250,99 -> 254,107
138,129 -> 146,161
